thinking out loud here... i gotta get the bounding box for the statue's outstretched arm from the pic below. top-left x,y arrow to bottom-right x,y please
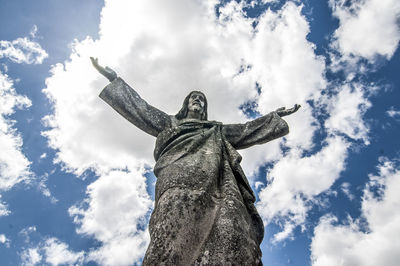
223,104 -> 300,149
275,104 -> 301,117
90,57 -> 118,82
94,59 -> 172,137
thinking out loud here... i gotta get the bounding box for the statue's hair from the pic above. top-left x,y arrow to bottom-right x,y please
175,91 -> 208,120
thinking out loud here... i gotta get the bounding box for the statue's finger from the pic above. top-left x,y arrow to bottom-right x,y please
90,57 -> 98,66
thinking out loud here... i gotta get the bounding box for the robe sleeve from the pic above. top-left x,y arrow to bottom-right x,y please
222,112 -> 289,150
99,78 -> 172,137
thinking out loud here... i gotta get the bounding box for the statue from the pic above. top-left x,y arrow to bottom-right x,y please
90,57 -> 300,266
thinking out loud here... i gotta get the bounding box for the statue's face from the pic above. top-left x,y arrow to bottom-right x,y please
187,92 -> 205,114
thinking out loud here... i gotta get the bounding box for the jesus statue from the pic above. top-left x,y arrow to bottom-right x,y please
91,57 -> 300,266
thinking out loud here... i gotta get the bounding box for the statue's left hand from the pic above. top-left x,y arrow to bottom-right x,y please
275,104 -> 301,117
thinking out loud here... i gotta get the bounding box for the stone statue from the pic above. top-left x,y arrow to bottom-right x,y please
91,57 -> 300,266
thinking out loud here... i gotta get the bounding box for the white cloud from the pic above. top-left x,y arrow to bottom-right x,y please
19,226 -> 37,243
0,29 -> 48,214
257,78 -> 375,242
0,233 -> 10,247
258,136 -> 349,242
30,25 -> 38,38
255,181 -> 264,190
329,0 -> 400,61
387,107 -> 400,119
42,238 -> 85,266
36,173 -> 58,204
1,63 -> 8,73
69,169 -> 152,265
324,83 -> 373,144
86,230 -> 149,266
20,238 -> 84,266
19,226 -> 85,266
0,71 -> 32,192
311,157 -> 400,266
0,36 -> 48,64
21,248 -> 42,266
340,182 -> 354,201
0,195 -> 10,216
239,2 -> 326,176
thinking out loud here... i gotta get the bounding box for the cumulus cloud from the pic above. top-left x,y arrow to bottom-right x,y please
0,35 -> 48,64
258,136 -> 349,242
257,80 -> 374,241
239,2 -> 326,176
324,83 -> 373,144
0,71 -> 34,224
0,28 -> 48,215
311,157 -> 400,266
252,0 -> 377,242
253,0 -> 394,241
20,238 -> 84,266
0,71 -> 32,192
21,248 -> 42,266
329,0 -> 400,62
69,169 -> 152,265
42,238 -> 85,266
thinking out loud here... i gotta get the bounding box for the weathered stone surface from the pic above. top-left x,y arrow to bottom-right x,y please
99,78 -> 291,265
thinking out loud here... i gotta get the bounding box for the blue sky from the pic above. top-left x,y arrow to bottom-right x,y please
0,0 -> 399,265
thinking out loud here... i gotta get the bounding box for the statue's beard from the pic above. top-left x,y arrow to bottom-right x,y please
189,103 -> 203,113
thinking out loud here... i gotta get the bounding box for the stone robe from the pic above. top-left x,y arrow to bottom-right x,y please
100,78 -> 289,266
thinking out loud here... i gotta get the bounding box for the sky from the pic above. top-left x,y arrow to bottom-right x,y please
0,0 -> 399,265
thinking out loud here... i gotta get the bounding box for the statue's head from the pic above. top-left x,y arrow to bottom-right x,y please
175,91 -> 208,120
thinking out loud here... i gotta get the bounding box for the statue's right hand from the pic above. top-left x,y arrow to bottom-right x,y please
90,57 -> 100,69
89,57 -> 118,82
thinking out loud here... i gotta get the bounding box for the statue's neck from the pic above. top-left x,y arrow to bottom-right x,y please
186,110 -> 202,120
